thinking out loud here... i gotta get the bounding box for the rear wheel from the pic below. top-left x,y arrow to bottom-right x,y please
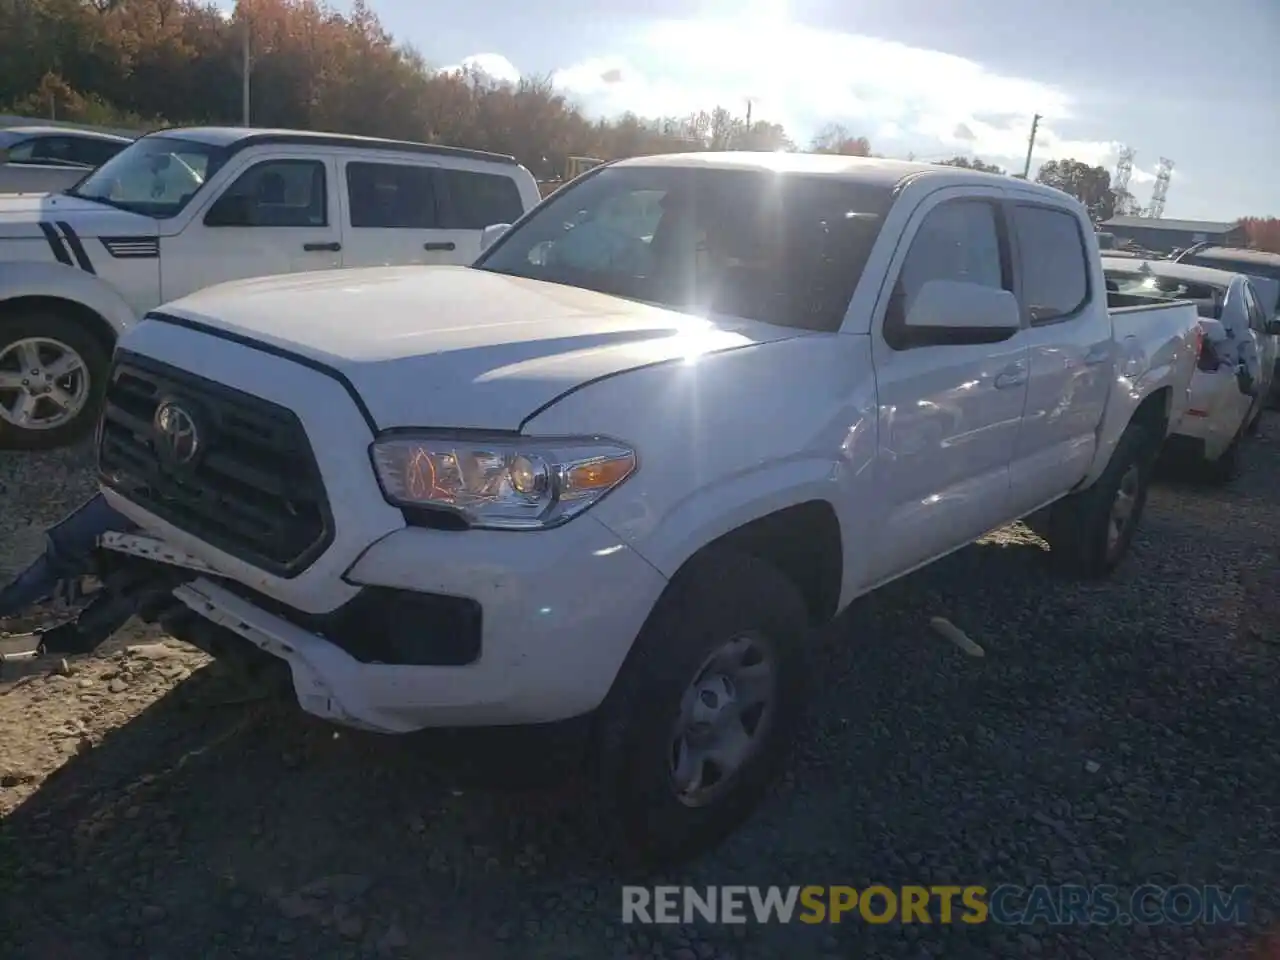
0,312 -> 110,451
1204,432 -> 1243,485
1045,423 -> 1155,579
593,548 -> 809,867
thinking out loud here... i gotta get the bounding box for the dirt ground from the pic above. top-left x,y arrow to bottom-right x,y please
1,415 -> 1278,960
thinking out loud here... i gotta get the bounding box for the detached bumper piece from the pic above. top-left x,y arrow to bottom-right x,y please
0,494 -> 188,661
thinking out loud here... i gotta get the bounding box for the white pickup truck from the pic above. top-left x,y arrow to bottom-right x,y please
0,153 -> 1200,863
0,126 -> 542,449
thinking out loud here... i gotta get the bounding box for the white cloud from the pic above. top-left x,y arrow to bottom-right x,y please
450,14 -> 1123,169
435,53 -> 522,87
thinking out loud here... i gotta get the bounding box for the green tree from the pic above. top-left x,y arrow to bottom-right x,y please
1035,158 -> 1116,222
935,155 -> 1005,174
809,123 -> 871,156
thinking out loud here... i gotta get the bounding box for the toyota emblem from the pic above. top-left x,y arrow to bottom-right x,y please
153,400 -> 201,465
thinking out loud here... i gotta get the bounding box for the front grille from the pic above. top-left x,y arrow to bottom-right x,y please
97,351 -> 333,577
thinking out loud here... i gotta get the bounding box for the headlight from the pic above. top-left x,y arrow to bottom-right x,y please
370,433 -> 637,530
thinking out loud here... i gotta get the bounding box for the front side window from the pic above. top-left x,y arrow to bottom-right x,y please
884,199 -> 1007,350
346,162 -> 437,229
1013,204 -> 1089,324
205,159 -> 327,228
68,136 -> 228,219
476,165 -> 893,332
1243,284 -> 1267,333
68,136 -> 127,168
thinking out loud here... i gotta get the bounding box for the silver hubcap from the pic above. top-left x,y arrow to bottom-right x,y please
0,337 -> 90,431
669,633 -> 776,808
1107,463 -> 1141,554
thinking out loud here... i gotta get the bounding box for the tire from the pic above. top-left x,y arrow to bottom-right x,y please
1203,431 -> 1243,485
593,548 -> 810,867
1044,423 -> 1155,579
0,310 -> 111,451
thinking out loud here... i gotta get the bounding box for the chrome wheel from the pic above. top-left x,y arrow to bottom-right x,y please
1107,463 -> 1141,556
670,632 -> 777,808
0,337 -> 90,431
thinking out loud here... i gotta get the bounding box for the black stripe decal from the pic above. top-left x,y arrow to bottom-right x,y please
56,221 -> 95,274
38,222 -> 72,266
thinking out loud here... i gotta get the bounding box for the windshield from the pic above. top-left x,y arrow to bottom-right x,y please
475,165 -> 893,332
67,136 -> 228,219
1104,269 -> 1224,319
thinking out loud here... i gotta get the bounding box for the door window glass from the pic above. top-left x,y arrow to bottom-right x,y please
346,162 -> 438,229
1013,204 -> 1090,324
437,169 -> 524,229
885,199 -> 1006,349
206,159 -> 327,228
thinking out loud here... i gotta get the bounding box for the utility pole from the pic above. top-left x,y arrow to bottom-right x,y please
745,98 -> 753,130
240,16 -> 251,127
1020,113 -> 1041,179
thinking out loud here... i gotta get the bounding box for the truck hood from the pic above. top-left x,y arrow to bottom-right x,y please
0,192 -> 156,238
158,265 -> 804,430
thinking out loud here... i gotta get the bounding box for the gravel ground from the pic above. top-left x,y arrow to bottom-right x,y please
1,415 -> 1277,960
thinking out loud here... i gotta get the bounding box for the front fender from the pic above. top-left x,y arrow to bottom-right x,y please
0,259 -> 139,336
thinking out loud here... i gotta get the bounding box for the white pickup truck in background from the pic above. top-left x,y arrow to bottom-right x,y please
0,126 -> 542,449
0,153 -> 1200,864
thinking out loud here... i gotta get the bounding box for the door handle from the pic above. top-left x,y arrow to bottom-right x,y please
994,366 -> 1028,390
1084,345 -> 1111,366
423,241 -> 456,252
303,241 -> 341,252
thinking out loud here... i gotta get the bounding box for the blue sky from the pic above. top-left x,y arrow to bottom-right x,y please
228,0 -> 1279,221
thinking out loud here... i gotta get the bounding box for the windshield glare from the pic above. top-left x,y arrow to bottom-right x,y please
476,165 -> 893,332
69,136 -> 227,219
1105,270 -> 1223,319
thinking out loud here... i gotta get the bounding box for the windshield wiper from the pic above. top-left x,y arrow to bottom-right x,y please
60,189 -> 137,214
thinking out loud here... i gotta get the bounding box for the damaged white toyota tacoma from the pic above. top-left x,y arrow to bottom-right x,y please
0,153 -> 1201,862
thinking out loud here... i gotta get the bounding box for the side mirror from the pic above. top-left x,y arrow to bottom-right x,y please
1266,319 -> 1280,336
904,279 -> 1022,334
479,223 -> 511,252
204,193 -> 254,228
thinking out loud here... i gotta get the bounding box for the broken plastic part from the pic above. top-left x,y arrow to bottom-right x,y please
930,616 -> 985,657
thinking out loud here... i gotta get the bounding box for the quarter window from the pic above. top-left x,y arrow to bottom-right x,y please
885,199 -> 1007,350
346,162 -> 437,229
1013,204 -> 1090,323
437,169 -> 524,229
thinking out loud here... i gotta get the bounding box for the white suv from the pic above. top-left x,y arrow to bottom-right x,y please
0,127 -> 541,449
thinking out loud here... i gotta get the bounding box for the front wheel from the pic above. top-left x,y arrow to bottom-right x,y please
0,312 -> 110,451
1045,423 -> 1155,579
593,548 -> 810,867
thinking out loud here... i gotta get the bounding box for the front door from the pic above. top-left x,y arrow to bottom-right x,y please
1005,200 -> 1114,517
160,154 -> 342,303
866,188 -> 1029,584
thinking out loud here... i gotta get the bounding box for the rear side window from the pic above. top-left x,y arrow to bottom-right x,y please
69,137 -> 126,167
346,162 -> 438,229
1013,205 -> 1090,324
437,169 -> 524,230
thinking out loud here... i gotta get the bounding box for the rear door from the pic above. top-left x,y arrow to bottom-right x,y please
1005,200 -> 1113,517
339,158 -> 464,267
